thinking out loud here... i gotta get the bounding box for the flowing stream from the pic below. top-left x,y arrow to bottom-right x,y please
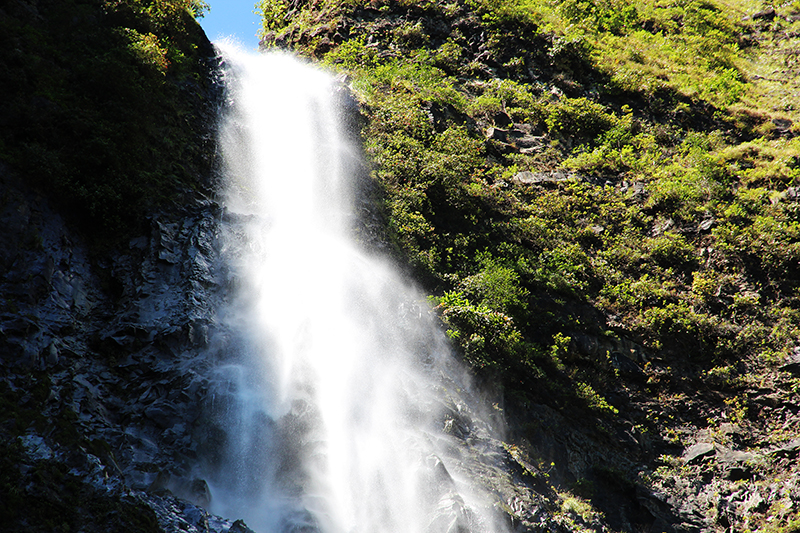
207,42 -> 512,533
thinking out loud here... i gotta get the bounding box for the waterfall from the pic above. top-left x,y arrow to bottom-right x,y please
207,41 -> 511,533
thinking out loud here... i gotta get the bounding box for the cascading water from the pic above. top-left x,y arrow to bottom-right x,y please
207,42 -> 513,533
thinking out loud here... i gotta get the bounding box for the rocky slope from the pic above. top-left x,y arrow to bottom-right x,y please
0,169 -> 227,531
0,2 -> 560,531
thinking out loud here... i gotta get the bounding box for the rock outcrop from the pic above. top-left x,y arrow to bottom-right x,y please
0,165 -> 249,530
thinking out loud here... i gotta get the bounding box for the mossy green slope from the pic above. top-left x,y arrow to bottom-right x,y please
259,1 -> 800,530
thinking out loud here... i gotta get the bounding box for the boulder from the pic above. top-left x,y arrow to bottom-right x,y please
229,519 -> 258,533
189,478 -> 212,508
144,399 -> 180,430
683,442 -> 715,464
779,348 -> 800,376
44,340 -> 59,366
511,169 -> 574,185
717,448 -> 757,481
609,350 -> 643,376
772,117 -> 793,134
772,438 -> 800,458
486,125 -> 545,153
751,7 -> 776,21
697,216 -> 716,232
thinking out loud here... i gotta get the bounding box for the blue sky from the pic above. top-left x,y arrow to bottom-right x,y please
199,0 -> 261,48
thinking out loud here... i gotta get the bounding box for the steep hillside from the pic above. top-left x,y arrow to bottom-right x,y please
257,1 -> 800,531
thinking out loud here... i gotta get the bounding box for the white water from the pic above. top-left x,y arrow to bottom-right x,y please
208,42 -> 510,533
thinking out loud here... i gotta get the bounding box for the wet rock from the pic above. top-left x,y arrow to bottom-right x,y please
189,478 -> 212,507
229,519 -> 258,533
188,322 -> 209,347
144,399 -> 180,429
429,492 -> 479,533
44,339 -> 59,366
24,342 -> 41,367
141,491 -> 237,533
155,221 -> 181,264
149,471 -> 170,492
428,453 -> 458,489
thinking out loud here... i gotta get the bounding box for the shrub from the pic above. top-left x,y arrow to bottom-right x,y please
435,291 -> 527,371
546,97 -> 617,141
459,254 -> 530,315
255,0 -> 289,34
121,29 -> 170,74
645,232 -> 695,267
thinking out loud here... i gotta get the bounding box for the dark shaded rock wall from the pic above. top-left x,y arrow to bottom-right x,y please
0,0 -> 237,529
0,164 -> 242,531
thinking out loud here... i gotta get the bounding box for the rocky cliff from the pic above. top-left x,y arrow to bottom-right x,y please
0,0 -> 237,531
0,168 -> 234,532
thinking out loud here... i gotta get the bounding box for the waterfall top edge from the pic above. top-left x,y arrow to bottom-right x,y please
214,39 -> 335,78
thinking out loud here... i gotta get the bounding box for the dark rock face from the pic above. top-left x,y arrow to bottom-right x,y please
0,162 -> 252,530
0,0 -> 242,525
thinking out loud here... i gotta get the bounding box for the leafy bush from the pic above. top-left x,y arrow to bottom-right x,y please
545,97 -> 617,140
645,232 -> 695,267
459,254 -> 530,315
121,28 -> 170,74
255,0 -> 290,34
435,290 -> 529,371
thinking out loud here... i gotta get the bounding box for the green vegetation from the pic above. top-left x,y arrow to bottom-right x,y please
260,1 -> 800,529
258,0 -> 800,384
0,0 -> 215,245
